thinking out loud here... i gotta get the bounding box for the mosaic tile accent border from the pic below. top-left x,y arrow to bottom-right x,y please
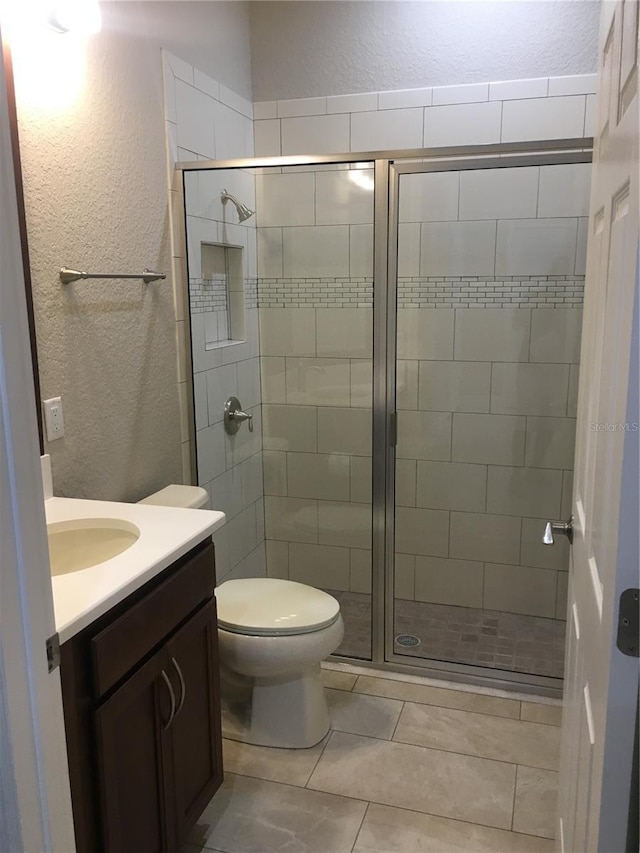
245,278 -> 258,309
189,275 -> 228,313
258,277 -> 373,308
398,276 -> 585,308
189,276 -> 259,312
256,276 -> 584,308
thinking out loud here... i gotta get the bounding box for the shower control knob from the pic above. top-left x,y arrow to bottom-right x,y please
543,517 -> 574,546
224,396 -> 253,435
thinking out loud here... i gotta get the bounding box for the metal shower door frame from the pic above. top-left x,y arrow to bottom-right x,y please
176,138 -> 593,696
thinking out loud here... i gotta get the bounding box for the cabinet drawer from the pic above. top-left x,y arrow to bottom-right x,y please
91,540 -> 215,698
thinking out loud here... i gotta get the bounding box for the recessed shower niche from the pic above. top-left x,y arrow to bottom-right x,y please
192,242 -> 246,348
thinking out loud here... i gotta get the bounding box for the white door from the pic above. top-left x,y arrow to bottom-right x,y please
557,1 -> 639,851
0,35 -> 76,852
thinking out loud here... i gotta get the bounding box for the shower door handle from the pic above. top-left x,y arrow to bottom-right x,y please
543,517 -> 574,546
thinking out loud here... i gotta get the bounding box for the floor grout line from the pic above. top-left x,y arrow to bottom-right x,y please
350,801 -> 371,853
390,699 -> 405,741
304,728 -> 334,788
511,764 -> 520,832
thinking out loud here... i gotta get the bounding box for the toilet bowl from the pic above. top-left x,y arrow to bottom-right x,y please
138,487 -> 343,749
216,578 -> 344,748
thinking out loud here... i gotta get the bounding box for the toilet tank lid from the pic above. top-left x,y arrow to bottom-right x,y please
138,484 -> 209,509
216,578 -> 340,635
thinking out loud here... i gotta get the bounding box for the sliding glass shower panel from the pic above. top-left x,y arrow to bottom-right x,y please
257,162 -> 376,660
184,161 -> 376,659
392,161 -> 589,680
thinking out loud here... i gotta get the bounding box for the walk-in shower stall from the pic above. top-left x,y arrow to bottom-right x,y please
180,139 -> 591,696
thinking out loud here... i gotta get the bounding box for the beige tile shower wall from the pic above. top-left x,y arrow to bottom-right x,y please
392,160 -> 586,620
164,52 -> 266,583
395,306 -> 579,620
260,304 -> 580,615
260,307 -> 374,595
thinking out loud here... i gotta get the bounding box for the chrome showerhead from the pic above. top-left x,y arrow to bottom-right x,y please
221,189 -> 255,222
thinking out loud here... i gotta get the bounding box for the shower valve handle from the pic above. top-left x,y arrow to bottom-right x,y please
224,396 -> 253,434
234,410 -> 254,432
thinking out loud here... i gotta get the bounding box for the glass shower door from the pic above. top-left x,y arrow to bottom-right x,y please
256,162 -> 376,660
390,158 -> 589,683
184,160 -> 376,661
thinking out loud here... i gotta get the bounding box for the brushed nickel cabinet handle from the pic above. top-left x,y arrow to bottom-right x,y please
161,669 -> 176,730
171,657 -> 186,717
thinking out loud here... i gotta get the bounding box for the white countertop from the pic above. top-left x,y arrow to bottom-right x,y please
46,497 -> 225,643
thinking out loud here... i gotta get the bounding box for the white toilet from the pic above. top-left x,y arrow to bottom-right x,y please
216,578 -> 344,749
139,485 -> 344,749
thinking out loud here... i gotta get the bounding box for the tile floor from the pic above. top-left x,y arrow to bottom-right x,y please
329,590 -> 565,680
184,667 -> 562,853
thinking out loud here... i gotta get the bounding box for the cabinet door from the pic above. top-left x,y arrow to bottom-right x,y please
166,598 -> 223,843
95,649 -> 176,853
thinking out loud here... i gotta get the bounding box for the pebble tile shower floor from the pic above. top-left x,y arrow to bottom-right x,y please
183,667 -> 561,853
329,591 -> 565,680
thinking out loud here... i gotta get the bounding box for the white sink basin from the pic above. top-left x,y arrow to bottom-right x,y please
47,518 -> 140,576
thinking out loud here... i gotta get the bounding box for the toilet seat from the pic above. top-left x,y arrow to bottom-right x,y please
216,578 -> 340,637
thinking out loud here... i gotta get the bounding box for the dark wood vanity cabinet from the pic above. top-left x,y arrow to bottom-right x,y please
60,538 -> 223,853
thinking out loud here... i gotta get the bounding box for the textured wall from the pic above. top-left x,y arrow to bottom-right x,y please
250,0 -> 600,101
12,2 -> 251,501
133,1 -> 252,99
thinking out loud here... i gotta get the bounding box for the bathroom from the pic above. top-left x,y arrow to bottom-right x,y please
0,2 -> 638,852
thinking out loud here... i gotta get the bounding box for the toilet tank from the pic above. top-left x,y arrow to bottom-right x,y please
138,484 -> 209,509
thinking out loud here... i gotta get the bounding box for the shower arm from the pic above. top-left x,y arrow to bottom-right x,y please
221,190 -> 242,207
220,189 -> 254,222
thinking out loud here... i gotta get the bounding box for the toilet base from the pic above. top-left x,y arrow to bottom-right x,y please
221,663 -> 330,748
